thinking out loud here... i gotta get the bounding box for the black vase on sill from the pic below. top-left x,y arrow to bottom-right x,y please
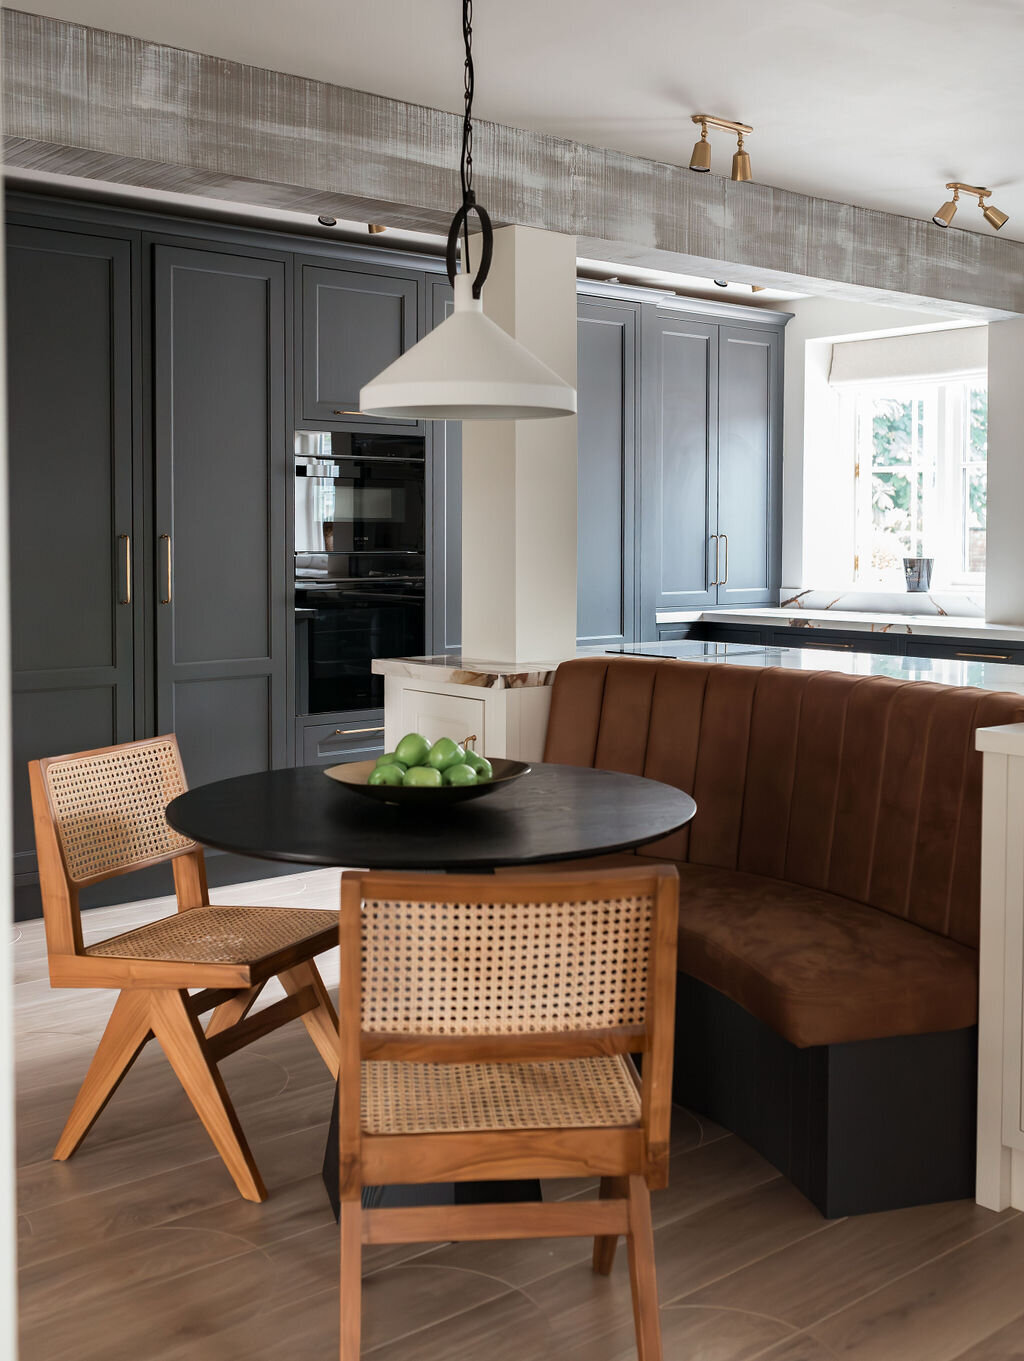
903,557 -> 934,592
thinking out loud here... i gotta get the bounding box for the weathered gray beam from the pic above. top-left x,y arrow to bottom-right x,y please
3,8 -> 1021,319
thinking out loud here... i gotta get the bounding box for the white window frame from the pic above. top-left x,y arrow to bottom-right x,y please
841,373 -> 987,591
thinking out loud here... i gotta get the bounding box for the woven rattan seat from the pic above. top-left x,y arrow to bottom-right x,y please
87,905 -> 339,966
361,1055 -> 642,1135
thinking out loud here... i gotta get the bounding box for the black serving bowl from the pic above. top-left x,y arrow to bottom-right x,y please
324,757 -> 531,806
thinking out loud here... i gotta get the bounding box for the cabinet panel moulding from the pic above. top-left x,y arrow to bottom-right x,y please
3,9 -> 1022,319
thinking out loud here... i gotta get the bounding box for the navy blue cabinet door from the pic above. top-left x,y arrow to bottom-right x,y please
716,325 -> 782,606
426,278 -> 462,655
152,244 -> 289,786
640,309 -> 719,627
7,225 -> 137,886
577,298 -> 639,647
298,260 -> 421,430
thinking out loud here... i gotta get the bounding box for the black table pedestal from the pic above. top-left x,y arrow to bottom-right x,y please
321,1087 -> 542,1218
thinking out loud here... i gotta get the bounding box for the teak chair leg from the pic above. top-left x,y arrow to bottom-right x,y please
593,1175 -> 628,1275
205,983 -> 265,1039
626,1175 -> 662,1361
148,989 -> 268,1203
53,989 -> 153,1161
339,1198 -> 363,1361
279,961 -> 340,1078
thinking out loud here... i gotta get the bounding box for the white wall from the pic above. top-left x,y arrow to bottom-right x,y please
781,296 -> 972,586
1,113 -> 20,1359
985,318 -> 1024,625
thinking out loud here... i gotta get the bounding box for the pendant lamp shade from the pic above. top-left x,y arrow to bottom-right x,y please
359,275 -> 577,420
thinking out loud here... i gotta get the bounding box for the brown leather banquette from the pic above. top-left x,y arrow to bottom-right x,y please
544,656 -> 1024,1050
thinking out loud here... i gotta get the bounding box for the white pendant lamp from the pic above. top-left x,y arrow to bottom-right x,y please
358,1 -> 576,423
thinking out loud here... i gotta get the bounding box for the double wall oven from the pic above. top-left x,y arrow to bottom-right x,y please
295,432 -> 425,717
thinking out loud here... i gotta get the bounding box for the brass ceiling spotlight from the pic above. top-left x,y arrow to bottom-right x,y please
367,224 -> 388,234
689,114 -> 754,180
932,182 -> 1009,231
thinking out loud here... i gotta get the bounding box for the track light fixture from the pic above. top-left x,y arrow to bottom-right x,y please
689,114 -> 754,181
932,182 -> 1008,232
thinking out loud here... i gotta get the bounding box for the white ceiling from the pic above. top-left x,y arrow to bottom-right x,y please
16,0 -> 1024,243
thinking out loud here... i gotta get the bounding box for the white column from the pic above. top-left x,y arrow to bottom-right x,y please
985,317 -> 1024,625
460,227 -> 578,663
0,115 -> 19,1353
976,721 -> 1024,1210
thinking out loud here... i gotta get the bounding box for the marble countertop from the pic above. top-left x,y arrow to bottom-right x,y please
654,607 -> 1024,644
372,655 -> 559,689
608,640 -> 1024,694
374,641 -> 1024,695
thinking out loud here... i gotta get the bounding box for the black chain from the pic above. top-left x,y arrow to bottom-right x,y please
460,0 -> 475,271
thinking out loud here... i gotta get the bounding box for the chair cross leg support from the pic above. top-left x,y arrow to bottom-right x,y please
363,1199 -> 630,1245
204,986 -> 317,1063
278,961 -> 340,1078
203,983 -> 265,1037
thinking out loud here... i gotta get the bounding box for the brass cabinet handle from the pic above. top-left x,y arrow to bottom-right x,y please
332,725 -> 385,736
117,534 -> 131,605
720,533 -> 729,586
801,640 -> 853,649
159,533 -> 172,604
956,650 -> 1011,661
710,534 -> 720,587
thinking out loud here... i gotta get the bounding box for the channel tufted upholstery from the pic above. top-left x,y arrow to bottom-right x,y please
543,657 -> 1024,1046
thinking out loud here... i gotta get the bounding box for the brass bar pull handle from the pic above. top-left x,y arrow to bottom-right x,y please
117,534 -> 131,605
710,534 -> 720,587
332,726 -> 385,736
956,651 -> 1011,661
720,533 -> 729,586
160,533 -> 172,605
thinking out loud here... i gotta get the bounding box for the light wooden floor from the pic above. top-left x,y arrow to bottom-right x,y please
13,868 -> 1024,1361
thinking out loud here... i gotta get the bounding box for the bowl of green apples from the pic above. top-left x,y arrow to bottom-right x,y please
324,732 -> 530,806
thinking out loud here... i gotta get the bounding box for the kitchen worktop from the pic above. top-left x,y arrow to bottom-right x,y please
655,607 -> 1024,644
606,640 -> 1024,694
376,640 -> 1024,696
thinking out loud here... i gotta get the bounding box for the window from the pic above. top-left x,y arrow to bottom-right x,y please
844,379 -> 987,587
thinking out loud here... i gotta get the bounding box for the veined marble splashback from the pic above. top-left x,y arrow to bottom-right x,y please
779,588 -> 984,618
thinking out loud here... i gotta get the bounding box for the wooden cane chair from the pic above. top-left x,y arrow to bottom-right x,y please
28,734 -> 340,1202
337,864 -> 679,1361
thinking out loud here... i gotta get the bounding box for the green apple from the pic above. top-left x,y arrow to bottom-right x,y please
426,736 -> 466,772
375,751 -> 408,773
403,765 -> 442,788
368,763 -> 405,787
443,762 -> 478,787
463,751 -> 493,781
394,732 -> 431,767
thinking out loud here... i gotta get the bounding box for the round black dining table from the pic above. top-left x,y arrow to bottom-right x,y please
166,760 -> 697,1214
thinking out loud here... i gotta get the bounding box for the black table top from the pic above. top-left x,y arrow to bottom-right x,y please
166,762 -> 696,872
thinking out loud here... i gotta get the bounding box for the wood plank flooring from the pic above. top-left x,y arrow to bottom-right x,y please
13,869 -> 1024,1360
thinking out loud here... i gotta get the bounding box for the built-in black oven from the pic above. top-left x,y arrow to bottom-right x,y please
295,432 -> 426,715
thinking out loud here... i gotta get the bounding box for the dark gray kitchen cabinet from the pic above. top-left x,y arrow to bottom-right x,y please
716,325 -> 782,606
640,308 -> 785,635
152,244 -> 289,786
576,297 -> 639,647
7,225 -> 138,886
427,278 -> 462,654
640,309 -> 720,617
298,259 -> 422,429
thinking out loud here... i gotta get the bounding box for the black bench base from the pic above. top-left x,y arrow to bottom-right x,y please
673,973 -> 977,1218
